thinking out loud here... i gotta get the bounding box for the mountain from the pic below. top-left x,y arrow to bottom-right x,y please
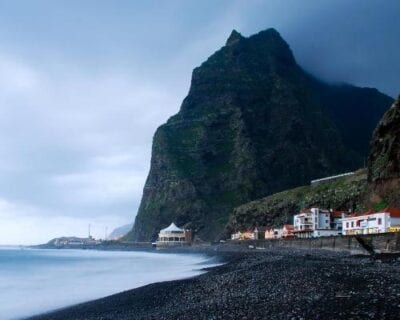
367,96 -> 400,207
108,224 -> 133,240
126,28 -> 393,241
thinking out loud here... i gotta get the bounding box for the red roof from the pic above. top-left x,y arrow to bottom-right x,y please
383,207 -> 400,218
300,208 -> 312,213
331,211 -> 344,218
343,208 -> 400,218
283,224 -> 294,230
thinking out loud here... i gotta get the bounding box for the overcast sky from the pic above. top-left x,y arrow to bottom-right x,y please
0,0 -> 398,244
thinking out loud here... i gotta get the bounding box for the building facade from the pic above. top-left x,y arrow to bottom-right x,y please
293,208 -> 340,238
342,208 -> 400,235
282,224 -> 294,238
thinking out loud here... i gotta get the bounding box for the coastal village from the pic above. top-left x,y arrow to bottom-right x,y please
231,173 -> 400,241
154,172 -> 400,247
230,206 -> 400,241
154,204 -> 400,247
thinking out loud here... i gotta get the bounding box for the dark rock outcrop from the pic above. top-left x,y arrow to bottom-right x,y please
368,96 -> 400,207
127,29 -> 392,241
368,96 -> 400,182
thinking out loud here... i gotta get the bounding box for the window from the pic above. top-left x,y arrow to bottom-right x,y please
346,222 -> 349,228
378,218 -> 382,225
351,221 -> 354,228
326,220 -> 329,224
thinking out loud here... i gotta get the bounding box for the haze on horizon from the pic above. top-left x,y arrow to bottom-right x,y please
0,0 -> 398,245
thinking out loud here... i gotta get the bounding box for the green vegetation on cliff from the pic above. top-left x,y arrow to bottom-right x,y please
228,96 -> 400,233
367,96 -> 400,207
226,170 -> 368,232
368,96 -> 400,182
127,28 -> 392,241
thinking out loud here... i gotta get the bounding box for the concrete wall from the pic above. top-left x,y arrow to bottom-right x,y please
229,232 -> 400,254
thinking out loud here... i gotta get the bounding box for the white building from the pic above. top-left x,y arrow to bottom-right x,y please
342,208 -> 400,235
293,208 -> 340,238
231,230 -> 255,240
156,223 -> 191,247
231,232 -> 241,240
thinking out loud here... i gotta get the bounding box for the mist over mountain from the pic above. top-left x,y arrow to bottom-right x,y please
108,224 -> 133,240
127,28 -> 393,241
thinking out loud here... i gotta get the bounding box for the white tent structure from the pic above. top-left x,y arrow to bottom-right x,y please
156,223 -> 190,247
161,223 -> 183,233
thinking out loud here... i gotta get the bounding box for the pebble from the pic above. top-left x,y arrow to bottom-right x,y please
28,247 -> 400,320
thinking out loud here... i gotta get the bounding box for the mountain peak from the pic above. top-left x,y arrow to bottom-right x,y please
127,28 -> 392,242
226,29 -> 243,46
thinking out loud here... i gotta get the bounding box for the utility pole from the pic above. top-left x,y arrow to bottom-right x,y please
88,223 -> 91,239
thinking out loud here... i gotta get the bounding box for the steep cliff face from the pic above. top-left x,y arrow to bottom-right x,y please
367,96 -> 400,207
368,96 -> 400,181
127,29 -> 392,241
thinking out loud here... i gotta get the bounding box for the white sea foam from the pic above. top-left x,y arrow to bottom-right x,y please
0,247 -> 217,319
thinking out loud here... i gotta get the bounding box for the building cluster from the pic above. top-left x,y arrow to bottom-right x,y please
231,224 -> 295,240
53,236 -> 100,247
231,207 -> 400,240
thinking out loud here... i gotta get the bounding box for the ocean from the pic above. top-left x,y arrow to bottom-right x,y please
0,246 -> 217,320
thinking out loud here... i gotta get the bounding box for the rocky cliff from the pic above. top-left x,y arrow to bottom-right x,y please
227,97 -> 400,233
367,96 -> 400,207
127,29 -> 392,241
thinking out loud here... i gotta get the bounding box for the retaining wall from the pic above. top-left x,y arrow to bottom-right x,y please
229,232 -> 400,254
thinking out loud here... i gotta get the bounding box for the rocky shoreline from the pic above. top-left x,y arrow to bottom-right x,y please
26,247 -> 400,320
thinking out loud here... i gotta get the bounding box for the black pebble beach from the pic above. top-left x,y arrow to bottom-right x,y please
28,247 -> 400,320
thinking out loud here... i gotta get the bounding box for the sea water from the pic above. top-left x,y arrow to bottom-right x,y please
0,246 -> 217,320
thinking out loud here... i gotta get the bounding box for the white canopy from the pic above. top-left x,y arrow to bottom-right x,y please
160,222 -> 183,233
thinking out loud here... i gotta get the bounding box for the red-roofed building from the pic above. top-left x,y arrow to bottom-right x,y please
282,224 -> 294,238
342,208 -> 400,235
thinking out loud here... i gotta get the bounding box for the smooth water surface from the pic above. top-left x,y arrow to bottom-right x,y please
0,247 -> 216,319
